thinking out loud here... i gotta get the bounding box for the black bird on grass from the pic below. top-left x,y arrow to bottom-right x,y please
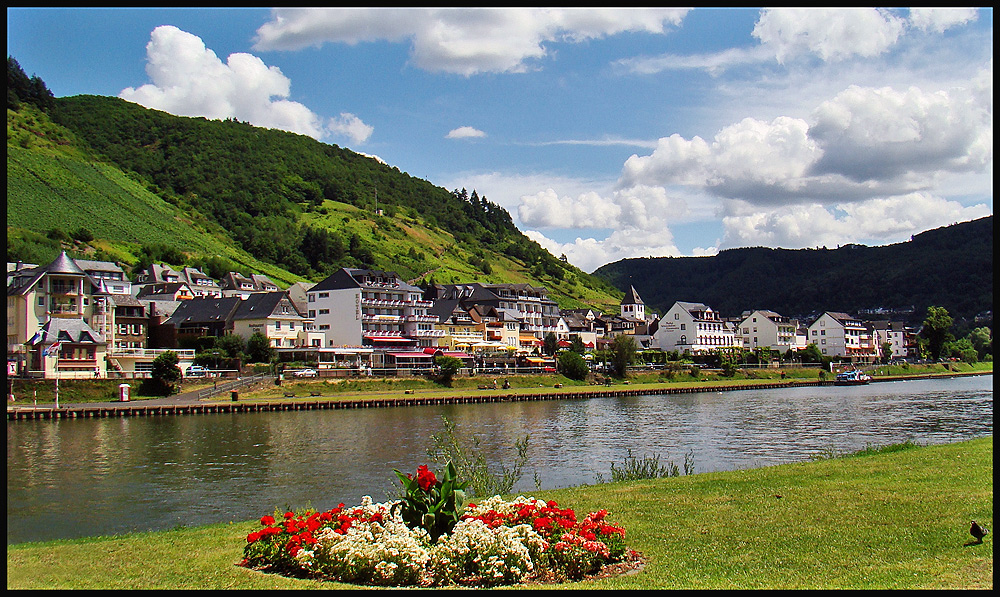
970,521 -> 988,543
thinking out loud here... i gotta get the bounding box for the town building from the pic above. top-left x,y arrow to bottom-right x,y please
738,310 -> 799,354
652,301 -> 740,354
165,292 -> 313,349
180,266 -> 223,298
868,320 -> 916,361
306,268 -> 440,348
7,253 -> 112,378
427,282 -> 561,348
807,312 -> 878,361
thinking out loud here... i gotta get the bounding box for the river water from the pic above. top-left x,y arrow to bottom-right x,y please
6,375 -> 992,545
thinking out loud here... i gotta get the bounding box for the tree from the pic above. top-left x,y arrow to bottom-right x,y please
557,350 -> 589,381
569,335 -> 586,355
920,306 -> 954,360
148,350 -> 181,395
609,335 -> 638,379
968,327 -> 992,361
801,343 -> 823,364
215,333 -> 246,360
434,355 -> 463,387
542,332 -> 558,356
246,331 -> 274,364
880,341 -> 893,364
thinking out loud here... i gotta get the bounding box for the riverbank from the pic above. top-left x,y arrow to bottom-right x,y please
6,436 -> 992,589
7,363 -> 992,420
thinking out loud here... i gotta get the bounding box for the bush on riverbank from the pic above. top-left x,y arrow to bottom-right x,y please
6,437 -> 992,589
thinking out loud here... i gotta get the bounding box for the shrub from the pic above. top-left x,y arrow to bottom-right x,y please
557,350 -> 589,381
427,416 -> 532,499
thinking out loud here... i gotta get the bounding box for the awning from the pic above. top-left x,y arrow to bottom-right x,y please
525,357 -> 545,364
388,352 -> 433,358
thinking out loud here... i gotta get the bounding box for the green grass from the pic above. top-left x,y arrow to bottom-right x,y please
6,437 -> 992,589
8,362 -> 991,405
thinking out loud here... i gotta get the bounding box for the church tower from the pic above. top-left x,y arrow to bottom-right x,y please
620,285 -> 645,321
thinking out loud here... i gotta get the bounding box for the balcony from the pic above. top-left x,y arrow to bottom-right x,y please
406,314 -> 438,323
412,329 -> 446,338
363,314 -> 403,323
362,298 -> 407,307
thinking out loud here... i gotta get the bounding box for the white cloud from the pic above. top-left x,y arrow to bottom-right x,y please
525,228 -> 682,274
446,126 -> 487,139
907,8 -> 978,33
119,25 -> 370,145
329,112 -> 374,145
617,71 -> 993,207
752,8 -> 907,64
624,8 -> 982,76
808,83 -> 993,183
254,8 -> 688,76
720,194 -> 992,250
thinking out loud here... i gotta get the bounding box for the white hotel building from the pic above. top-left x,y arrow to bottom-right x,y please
306,268 -> 443,348
652,301 -> 740,354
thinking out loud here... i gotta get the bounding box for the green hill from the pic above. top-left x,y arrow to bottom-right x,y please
7,59 -> 621,311
593,216 -> 993,325
7,105 -> 304,286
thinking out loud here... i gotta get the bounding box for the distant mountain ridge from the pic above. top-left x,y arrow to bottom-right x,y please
592,216 -> 993,325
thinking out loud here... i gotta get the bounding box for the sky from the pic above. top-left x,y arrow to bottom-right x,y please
7,7 -> 993,272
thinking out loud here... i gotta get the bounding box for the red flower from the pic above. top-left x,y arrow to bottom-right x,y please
533,517 -> 553,532
260,515 -> 275,526
416,465 -> 437,491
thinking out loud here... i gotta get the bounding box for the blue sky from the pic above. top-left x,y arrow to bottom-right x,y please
7,7 -> 993,272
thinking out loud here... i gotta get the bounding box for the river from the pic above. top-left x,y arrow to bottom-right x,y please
6,374 -> 992,545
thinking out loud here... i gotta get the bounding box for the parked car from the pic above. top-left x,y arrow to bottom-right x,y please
185,365 -> 209,378
293,368 -> 318,378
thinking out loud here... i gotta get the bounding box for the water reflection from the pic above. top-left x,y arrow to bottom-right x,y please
7,375 -> 991,544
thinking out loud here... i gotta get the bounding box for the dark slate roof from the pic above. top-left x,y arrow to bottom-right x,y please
166,296 -> 243,326
622,285 -> 644,305
44,252 -> 87,276
231,291 -> 305,320
310,268 -> 420,293
31,318 -> 106,345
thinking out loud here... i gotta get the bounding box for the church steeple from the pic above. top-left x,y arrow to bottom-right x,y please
621,285 -> 645,320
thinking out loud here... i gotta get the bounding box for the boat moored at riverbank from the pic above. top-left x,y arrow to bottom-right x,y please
835,369 -> 872,385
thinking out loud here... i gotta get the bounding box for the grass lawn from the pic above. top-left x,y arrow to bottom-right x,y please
6,437 -> 992,590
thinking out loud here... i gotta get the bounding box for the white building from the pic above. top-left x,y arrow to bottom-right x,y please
738,310 -> 799,353
807,312 -> 878,361
306,268 -> 441,348
652,301 -> 739,354
868,320 -> 914,361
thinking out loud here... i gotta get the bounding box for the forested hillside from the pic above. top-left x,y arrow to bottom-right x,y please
593,216 -> 993,325
7,58 -> 622,311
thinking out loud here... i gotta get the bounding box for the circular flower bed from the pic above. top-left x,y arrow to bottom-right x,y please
240,491 -> 640,586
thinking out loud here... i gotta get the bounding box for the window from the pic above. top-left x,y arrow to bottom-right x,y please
318,292 -> 329,298
319,309 -> 329,315
308,310 -> 316,318
308,294 -> 316,303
